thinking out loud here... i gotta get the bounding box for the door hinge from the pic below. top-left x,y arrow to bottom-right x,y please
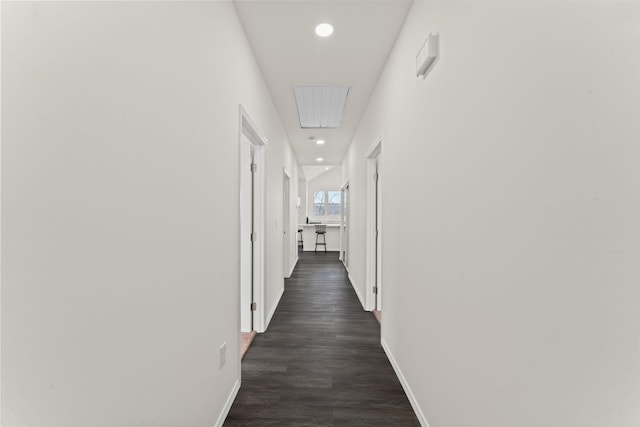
375,230 -> 379,238
374,172 -> 379,181
251,163 -> 257,173
251,302 -> 257,311
373,286 -> 378,294
251,232 -> 257,242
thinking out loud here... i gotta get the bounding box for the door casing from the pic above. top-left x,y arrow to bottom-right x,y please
238,106 -> 267,337
366,138 -> 382,312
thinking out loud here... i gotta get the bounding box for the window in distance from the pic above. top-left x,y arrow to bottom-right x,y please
313,191 -> 326,216
313,190 -> 341,220
327,191 -> 341,216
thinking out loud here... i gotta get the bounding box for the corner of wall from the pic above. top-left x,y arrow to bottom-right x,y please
214,379 -> 241,427
347,272 -> 367,311
381,339 -> 430,427
265,286 -> 285,331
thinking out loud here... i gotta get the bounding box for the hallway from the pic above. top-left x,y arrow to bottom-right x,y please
224,251 -> 419,426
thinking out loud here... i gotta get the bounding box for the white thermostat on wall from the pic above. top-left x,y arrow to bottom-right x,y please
416,33 -> 439,79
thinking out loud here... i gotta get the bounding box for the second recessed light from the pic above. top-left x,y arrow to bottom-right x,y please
315,23 -> 334,37
316,157 -> 324,162
316,139 -> 325,145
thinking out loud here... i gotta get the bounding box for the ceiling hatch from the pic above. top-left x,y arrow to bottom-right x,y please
293,84 -> 350,129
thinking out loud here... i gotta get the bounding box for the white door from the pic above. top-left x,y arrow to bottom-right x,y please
375,158 -> 382,310
240,137 -> 254,332
283,172 -> 291,278
366,139 -> 382,312
341,184 -> 349,268
239,106 -> 267,333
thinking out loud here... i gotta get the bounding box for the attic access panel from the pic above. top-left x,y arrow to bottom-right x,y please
293,84 -> 350,129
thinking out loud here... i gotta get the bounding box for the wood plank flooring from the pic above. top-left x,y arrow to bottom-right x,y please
224,251 -> 420,426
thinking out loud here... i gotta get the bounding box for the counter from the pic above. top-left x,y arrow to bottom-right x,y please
298,224 -> 340,251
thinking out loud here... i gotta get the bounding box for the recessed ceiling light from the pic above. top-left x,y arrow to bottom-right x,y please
315,23 -> 334,37
316,139 -> 325,145
316,157 -> 324,162
325,167 -> 330,170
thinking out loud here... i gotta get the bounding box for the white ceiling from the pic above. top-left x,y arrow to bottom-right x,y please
302,164 -> 337,182
234,0 -> 413,167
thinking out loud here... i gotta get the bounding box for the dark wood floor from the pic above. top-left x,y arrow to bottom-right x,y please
224,251 -> 420,426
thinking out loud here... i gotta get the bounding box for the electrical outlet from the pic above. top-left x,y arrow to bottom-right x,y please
220,342 -> 226,369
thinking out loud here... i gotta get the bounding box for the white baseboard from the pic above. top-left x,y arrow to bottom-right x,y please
289,255 -> 298,277
264,286 -> 285,330
381,338 -> 431,427
347,272 -> 367,310
214,379 -> 240,427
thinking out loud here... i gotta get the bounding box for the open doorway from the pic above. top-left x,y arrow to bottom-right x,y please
239,106 -> 267,362
366,139 -> 382,321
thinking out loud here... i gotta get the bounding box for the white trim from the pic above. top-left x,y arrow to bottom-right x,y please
238,139 -> 253,333
381,339 -> 431,427
339,181 -> 350,266
365,137 -> 382,311
0,0 -> 3,409
366,138 -> 382,159
241,107 -> 268,146
214,379 -> 240,427
265,286 -> 285,330
283,168 -> 292,279
290,255 -> 299,277
238,105 -> 268,333
254,144 -> 267,333
347,272 -> 367,310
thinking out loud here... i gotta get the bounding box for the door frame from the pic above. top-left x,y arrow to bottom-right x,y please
340,181 -> 350,269
365,138 -> 382,311
239,138 -> 253,333
282,168 -> 293,278
238,106 -> 267,336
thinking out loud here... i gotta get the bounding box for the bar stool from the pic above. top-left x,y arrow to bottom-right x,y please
314,224 -> 327,252
298,228 -> 303,248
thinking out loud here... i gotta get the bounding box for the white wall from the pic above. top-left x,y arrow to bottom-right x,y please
1,2 -> 296,426
343,2 -> 640,426
297,177 -> 307,225
264,140 -> 299,315
341,139 -> 369,305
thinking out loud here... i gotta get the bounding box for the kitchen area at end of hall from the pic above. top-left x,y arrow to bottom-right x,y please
297,165 -> 343,252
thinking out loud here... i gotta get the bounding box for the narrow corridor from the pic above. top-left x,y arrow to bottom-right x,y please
224,251 -> 419,426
